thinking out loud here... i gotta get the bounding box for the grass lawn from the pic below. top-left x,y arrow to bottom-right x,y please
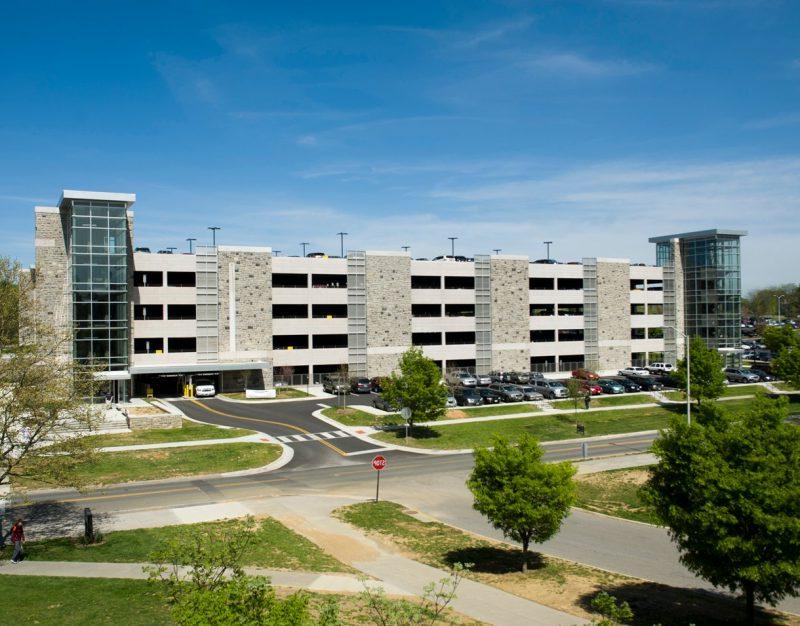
663,390 -> 684,401
446,403 -> 539,418
373,405 -> 678,450
84,418 -> 254,448
552,395 -> 653,410
15,443 -> 281,489
0,575 -> 481,626
322,406 -> 400,427
722,384 -> 768,397
334,501 -> 799,626
221,387 -> 311,400
775,382 -> 799,392
4,517 -> 351,572
575,467 -> 659,525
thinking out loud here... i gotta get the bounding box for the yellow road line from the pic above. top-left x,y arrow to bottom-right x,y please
189,400 -> 347,457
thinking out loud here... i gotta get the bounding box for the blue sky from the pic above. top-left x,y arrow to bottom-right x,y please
1,0 -> 799,291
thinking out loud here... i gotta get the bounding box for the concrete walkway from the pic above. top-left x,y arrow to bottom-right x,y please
98,433 -> 276,453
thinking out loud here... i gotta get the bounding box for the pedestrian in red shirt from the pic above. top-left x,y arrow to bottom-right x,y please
10,520 -> 24,563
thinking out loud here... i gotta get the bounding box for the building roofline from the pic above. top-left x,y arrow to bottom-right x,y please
59,189 -> 136,209
648,229 -> 747,243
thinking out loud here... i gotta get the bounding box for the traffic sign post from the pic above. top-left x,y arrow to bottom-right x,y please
372,455 -> 387,501
400,407 -> 412,442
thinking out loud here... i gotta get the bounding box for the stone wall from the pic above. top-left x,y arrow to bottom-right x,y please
596,260 -> 631,371
365,253 -> 411,376
33,208 -> 71,354
127,412 -> 182,430
490,258 -> 530,372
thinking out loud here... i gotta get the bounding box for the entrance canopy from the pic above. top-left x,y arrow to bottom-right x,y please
130,362 -> 269,375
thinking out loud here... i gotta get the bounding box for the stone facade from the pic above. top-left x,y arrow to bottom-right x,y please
663,239 -> 685,364
127,412 -> 182,430
33,208 -> 71,351
217,248 -> 273,387
490,257 -> 530,372
596,260 -> 631,371
365,253 -> 411,376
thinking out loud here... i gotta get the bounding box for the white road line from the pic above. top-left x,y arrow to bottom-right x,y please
277,436 -> 294,443
320,432 -> 336,439
346,448 -> 390,456
307,433 -> 321,440
291,435 -> 307,442
333,430 -> 348,437
317,403 -> 330,408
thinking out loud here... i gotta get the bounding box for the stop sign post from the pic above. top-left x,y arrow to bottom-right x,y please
372,455 -> 387,501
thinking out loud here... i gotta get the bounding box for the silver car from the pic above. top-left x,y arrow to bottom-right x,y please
445,395 -> 458,408
530,379 -> 568,399
474,373 -> 492,386
516,385 -> 544,401
448,371 -> 477,387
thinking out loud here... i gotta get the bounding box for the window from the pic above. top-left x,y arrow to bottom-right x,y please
558,329 -> 584,342
412,332 -> 441,346
168,304 -> 196,320
445,331 -> 475,345
312,304 -> 347,318
272,273 -> 307,288
411,275 -> 441,289
134,271 -> 163,287
631,303 -> 646,315
558,304 -> 584,316
166,272 -> 196,287
312,334 -> 348,349
648,327 -> 664,339
648,351 -> 665,363
630,279 -> 645,291
312,274 -> 346,288
444,276 -> 474,290
631,328 -> 646,340
445,304 -> 475,317
530,304 -> 555,316
529,277 -> 554,290
274,335 -> 309,350
632,352 -> 647,366
412,304 -> 441,318
134,338 -> 163,353
530,330 -> 555,342
557,278 -> 583,290
646,280 -> 663,291
647,303 -> 664,315
134,304 -> 163,320
273,304 -> 308,319
167,337 -> 196,352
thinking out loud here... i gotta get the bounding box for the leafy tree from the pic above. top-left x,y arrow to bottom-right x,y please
761,324 -> 800,354
643,395 -> 800,625
0,256 -> 100,489
467,435 -> 576,572
146,516 -> 337,625
381,348 -> 447,429
589,591 -> 634,625
673,335 -> 726,405
773,347 -> 800,390
565,378 -> 586,421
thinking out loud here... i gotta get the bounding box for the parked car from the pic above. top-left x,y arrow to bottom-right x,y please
445,394 -> 458,408
477,387 -> 503,404
597,378 -> 625,394
725,367 -> 760,383
370,376 -> 388,392
572,368 -> 600,380
194,379 -> 216,398
628,376 -> 663,391
610,377 -> 642,393
490,371 -> 512,383
488,383 -> 524,402
527,371 -> 545,380
647,362 -> 675,374
373,395 -> 399,412
530,379 -> 568,399
350,377 -> 372,394
619,366 -> 651,378
474,373 -> 492,386
447,371 -> 477,387
322,377 -> 348,394
454,387 -> 484,406
515,385 -> 544,401
746,368 -> 773,382
508,372 -> 530,384
576,380 -> 602,396
652,374 -> 679,389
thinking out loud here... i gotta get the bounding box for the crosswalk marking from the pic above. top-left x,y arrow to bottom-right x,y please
274,431 -> 352,445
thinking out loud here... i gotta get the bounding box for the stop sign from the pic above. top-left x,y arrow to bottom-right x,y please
371,455 -> 387,471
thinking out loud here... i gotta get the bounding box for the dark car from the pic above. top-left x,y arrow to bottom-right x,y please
527,371 -> 545,381
597,378 -> 625,394
488,383 -> 524,402
629,376 -> 663,391
477,387 -> 503,404
508,372 -> 530,384
746,368 -> 773,382
651,374 -> 679,389
372,395 -> 399,412
350,377 -> 372,393
610,377 -> 641,393
454,387 -> 483,406
322,377 -> 348,394
370,376 -> 387,392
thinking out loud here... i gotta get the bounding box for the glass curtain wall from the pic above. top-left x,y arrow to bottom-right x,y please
71,200 -> 129,371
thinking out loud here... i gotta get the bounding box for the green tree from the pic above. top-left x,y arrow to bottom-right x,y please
565,378 -> 586,421
674,336 -> 726,405
467,435 -> 576,572
761,324 -> 800,354
589,591 -> 634,625
643,395 -> 800,625
773,347 -> 800,389
381,348 -> 447,430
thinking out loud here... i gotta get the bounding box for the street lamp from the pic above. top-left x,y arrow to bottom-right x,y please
401,246 -> 410,253
166,247 -> 177,254
273,250 -> 281,257
777,294 -> 785,324
186,238 -> 196,253
208,226 -> 221,246
493,249 -> 502,255
667,325 -> 691,425
337,232 -> 348,258
448,237 -> 458,258
543,241 -> 553,261
300,242 -> 310,257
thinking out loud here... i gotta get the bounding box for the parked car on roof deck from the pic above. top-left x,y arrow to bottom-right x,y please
572,368 -> 600,380
597,378 -> 625,394
477,387 -> 503,404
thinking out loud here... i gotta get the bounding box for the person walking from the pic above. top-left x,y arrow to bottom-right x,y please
584,393 -> 591,410
10,519 -> 24,563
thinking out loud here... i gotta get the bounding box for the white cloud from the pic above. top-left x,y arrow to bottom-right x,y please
521,52 -> 656,78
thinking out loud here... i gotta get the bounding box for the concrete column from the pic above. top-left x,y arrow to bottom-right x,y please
490,256 -> 530,372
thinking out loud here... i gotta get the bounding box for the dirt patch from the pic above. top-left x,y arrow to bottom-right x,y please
445,409 -> 469,419
126,406 -> 165,416
273,513 -> 381,565
577,467 -> 649,488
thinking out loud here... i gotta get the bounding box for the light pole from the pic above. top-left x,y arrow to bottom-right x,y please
337,232 -> 348,258
493,249 -> 502,255
166,247 -> 177,254
544,241 -> 553,261
448,237 -> 458,258
186,238 -> 196,253
401,246 -> 410,253
208,226 -> 221,246
273,250 -> 281,257
300,242 -> 310,257
777,294 -> 785,324
667,325 -> 690,425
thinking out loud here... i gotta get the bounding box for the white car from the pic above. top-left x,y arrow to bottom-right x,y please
195,381 -> 216,397
447,371 -> 477,387
647,362 -> 675,374
475,373 -> 492,386
619,367 -> 651,378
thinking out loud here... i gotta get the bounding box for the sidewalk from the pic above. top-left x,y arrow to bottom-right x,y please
98,432 -> 276,453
